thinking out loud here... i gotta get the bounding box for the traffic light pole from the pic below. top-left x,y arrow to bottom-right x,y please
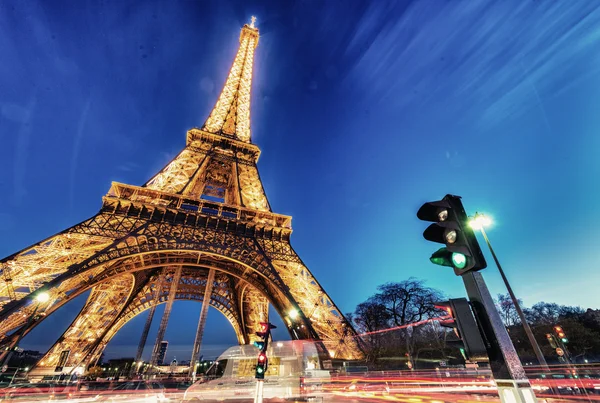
254,379 -> 264,403
476,222 -> 549,371
462,271 -> 537,403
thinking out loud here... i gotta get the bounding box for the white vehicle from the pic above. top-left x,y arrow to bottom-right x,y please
183,340 -> 330,401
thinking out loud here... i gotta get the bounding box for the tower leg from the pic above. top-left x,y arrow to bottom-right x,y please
149,267 -> 182,373
132,274 -> 164,376
188,269 -> 215,378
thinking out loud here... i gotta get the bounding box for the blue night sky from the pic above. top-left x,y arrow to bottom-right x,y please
2,1 -> 600,361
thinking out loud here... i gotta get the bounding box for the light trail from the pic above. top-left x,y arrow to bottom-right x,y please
358,316 -> 451,337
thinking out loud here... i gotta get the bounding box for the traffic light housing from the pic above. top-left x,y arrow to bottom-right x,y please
255,322 -> 277,352
546,333 -> 558,348
435,298 -> 488,362
255,352 -> 268,379
254,322 -> 277,379
417,195 -> 487,275
253,341 -> 265,350
553,325 -> 568,343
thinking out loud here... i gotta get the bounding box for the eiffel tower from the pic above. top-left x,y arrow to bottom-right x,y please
0,17 -> 363,375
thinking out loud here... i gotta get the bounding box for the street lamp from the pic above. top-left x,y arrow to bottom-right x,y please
36,292 -> 50,303
469,213 -> 549,371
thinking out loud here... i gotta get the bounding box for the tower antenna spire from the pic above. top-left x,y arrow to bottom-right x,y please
201,17 -> 259,142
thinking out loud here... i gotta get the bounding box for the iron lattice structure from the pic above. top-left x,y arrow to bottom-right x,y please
0,19 -> 363,374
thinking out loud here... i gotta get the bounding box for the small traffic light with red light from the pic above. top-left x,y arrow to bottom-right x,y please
255,352 -> 268,379
417,195 -> 487,275
545,333 -> 558,349
435,298 -> 487,362
553,325 -> 568,343
255,322 -> 277,379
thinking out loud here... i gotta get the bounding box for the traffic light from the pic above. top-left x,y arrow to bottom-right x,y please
553,326 -> 568,343
254,322 -> 277,380
417,195 -> 487,275
545,333 -> 558,348
253,341 -> 265,350
435,298 -> 487,362
255,352 -> 268,379
255,322 -> 277,352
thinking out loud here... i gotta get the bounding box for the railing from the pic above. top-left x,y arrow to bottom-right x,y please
105,182 -> 292,230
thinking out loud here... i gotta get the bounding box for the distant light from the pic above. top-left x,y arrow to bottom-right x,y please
288,309 -> 299,320
276,342 -> 283,348
35,292 -> 50,303
24,367 -> 29,371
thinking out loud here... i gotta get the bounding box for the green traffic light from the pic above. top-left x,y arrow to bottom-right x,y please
430,248 -> 467,270
257,367 -> 264,374
451,252 -> 467,269
561,338 -> 568,343
430,248 -> 453,267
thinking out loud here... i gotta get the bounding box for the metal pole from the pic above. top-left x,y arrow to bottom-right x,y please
132,274 -> 165,377
189,269 -> 215,378
477,220 -> 549,371
149,267 -> 182,374
462,272 -> 537,403
9,367 -> 19,386
254,379 -> 264,403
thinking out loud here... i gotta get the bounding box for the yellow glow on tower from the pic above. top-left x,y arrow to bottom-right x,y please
203,17 -> 259,142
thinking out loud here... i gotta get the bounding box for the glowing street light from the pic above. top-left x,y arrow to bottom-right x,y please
35,292 -> 50,303
469,214 -> 492,230
469,212 -> 549,371
288,309 -> 298,320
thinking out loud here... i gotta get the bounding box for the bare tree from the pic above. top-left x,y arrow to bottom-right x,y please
524,302 -> 584,325
352,278 -> 445,366
496,293 -> 521,327
352,301 -> 390,362
353,301 -> 390,333
372,278 -> 444,326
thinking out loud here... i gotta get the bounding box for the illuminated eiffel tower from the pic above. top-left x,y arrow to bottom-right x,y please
0,17 -> 363,375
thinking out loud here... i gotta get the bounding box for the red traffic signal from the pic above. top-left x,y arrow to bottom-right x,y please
256,322 -> 277,339
553,325 -> 568,343
255,352 -> 269,379
545,333 -> 558,348
434,303 -> 452,316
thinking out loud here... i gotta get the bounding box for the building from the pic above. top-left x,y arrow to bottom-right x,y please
157,341 -> 168,365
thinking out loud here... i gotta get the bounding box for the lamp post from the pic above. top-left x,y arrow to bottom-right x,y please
1,292 -> 50,370
469,213 -> 549,371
